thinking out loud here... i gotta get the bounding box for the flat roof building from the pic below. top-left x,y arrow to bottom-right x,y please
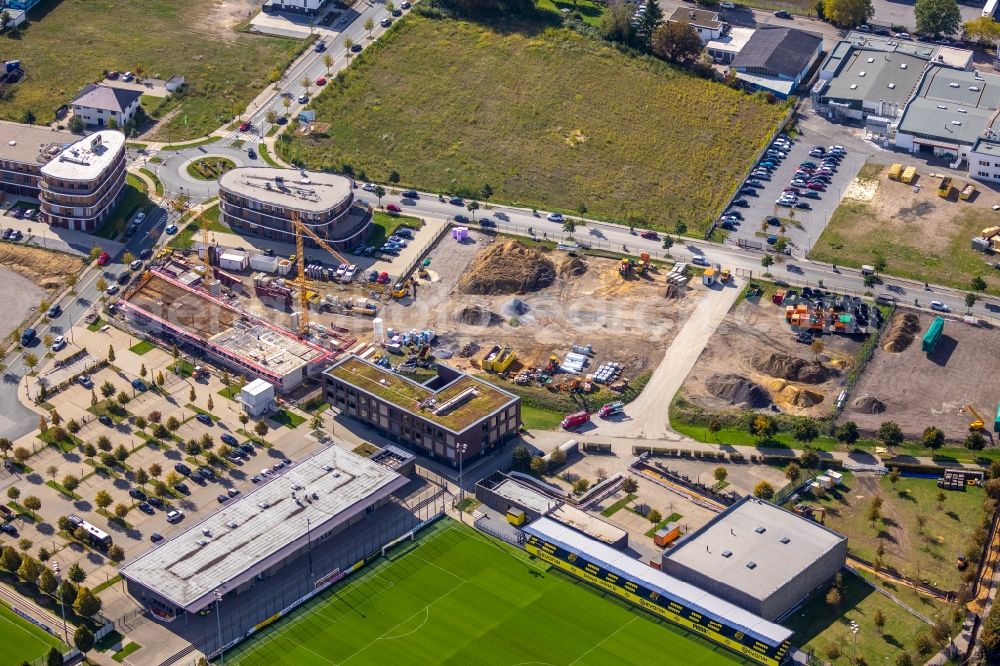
661,496 -> 847,621
324,355 -> 521,466
218,167 -> 371,250
120,270 -> 334,390
120,445 -> 408,616
40,130 -> 126,231
0,121 -> 72,199
706,26 -> 754,65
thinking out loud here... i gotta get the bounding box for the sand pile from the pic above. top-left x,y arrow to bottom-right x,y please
882,313 -> 921,352
706,374 -> 771,408
456,305 -> 502,326
560,256 -> 588,278
457,240 -> 556,295
781,386 -> 824,408
853,395 -> 886,413
753,352 -> 832,384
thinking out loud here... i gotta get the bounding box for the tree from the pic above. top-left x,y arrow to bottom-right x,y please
149,463 -> 162,479
207,396 -> 214,412
7,487 -> 19,503
786,462 -> 802,483
108,545 -> 125,563
166,415 -> 181,431
22,496 -> 40,520
189,387 -> 196,402
936,491 -> 946,509
876,421 -> 904,449
825,586 -> 842,607
966,292 -> 978,313
972,275 -> 988,293
647,509 -> 662,524
254,420 -> 270,438
374,185 -> 385,207
915,0 -> 961,37
622,477 -> 639,494
16,538 -> 31,554
135,468 -> 150,487
874,608 -> 886,633
599,0 -> 635,44
62,475 -> 79,492
921,426 -> 945,451
17,556 -> 42,584
100,380 -> 115,398
0,438 -> 10,460
37,568 -> 57,596
792,419 -> 819,445
299,75 -> 311,98
74,586 -> 101,617
74,624 -> 94,653
12,447 -> 28,465
1,546 -> 20,573
966,431 -> 987,451
113,503 -> 129,519
156,371 -> 165,386
96,435 -> 112,452
322,52 -> 334,76
116,391 -> 129,406
650,22 -> 703,64
750,414 -> 777,442
344,36 -> 355,54
114,444 -> 129,462
867,499 -> 882,527
239,413 -> 250,427
636,0 -> 664,51
38,414 -> 48,434
761,254 -> 774,270
46,646 -> 62,666
511,445 -> 532,472
894,654 -> 913,666
713,467 -> 727,484
46,465 -> 57,481
466,200 -> 480,221
21,110 -> 36,125
107,345 -> 115,363
573,478 -> 591,495
365,16 -> 375,38
963,16 -> 1000,43
888,467 -> 900,487
663,236 -> 674,254
480,182 -> 492,199
798,446 -> 819,469
562,218 -> 576,233
59,579 -> 78,605
753,481 -> 775,500
823,0 -> 873,27
707,418 -> 722,442
148,410 -> 162,424
529,455 -> 547,476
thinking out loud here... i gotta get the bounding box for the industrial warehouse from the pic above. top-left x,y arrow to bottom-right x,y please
119,270 -> 334,390
118,445 -> 410,617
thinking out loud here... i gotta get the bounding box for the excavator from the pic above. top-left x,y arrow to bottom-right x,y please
960,404 -> 985,431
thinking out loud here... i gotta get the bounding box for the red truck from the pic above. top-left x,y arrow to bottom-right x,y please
560,411 -> 590,430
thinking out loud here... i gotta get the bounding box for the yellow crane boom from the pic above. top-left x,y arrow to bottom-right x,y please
960,404 -> 985,430
291,211 -> 354,335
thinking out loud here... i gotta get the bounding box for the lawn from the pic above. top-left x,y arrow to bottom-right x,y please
0,599 -> 65,664
278,12 -> 787,235
802,471 -> 986,592
137,168 -> 165,196
519,403 -> 564,430
368,211 -> 421,248
187,157 -> 236,181
785,569 -> 935,665
223,519 -> 746,665
129,340 -> 156,355
271,408 -> 306,429
199,204 -> 230,234
808,162 -> 1000,295
95,177 -> 150,240
87,317 -> 105,332
2,1 -> 303,140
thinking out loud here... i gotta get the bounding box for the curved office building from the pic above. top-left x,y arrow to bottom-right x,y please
218,167 -> 371,249
40,130 -> 126,232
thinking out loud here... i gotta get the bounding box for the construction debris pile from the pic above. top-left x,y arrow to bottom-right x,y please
457,239 -> 556,295
882,312 -> 921,353
706,373 -> 771,408
456,305 -> 502,326
853,394 -> 886,413
752,352 -> 832,384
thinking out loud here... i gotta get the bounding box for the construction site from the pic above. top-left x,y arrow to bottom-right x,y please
361,233 -> 701,416
678,284 -> 867,418
847,309 -> 1000,441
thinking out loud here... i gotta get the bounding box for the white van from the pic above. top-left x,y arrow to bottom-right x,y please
861,265 -> 875,275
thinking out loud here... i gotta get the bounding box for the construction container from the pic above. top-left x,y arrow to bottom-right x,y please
653,522 -> 681,547
901,166 -> 917,183
817,475 -> 834,489
995,401 -> 1000,433
887,163 -> 902,181
250,254 -> 279,273
773,289 -> 786,305
506,508 -> 526,526
827,470 -> 843,486
277,259 -> 293,276
218,251 -> 249,272
808,481 -> 824,496
961,183 -> 976,200
938,176 -> 953,198
922,316 -> 944,352
702,267 -> 716,286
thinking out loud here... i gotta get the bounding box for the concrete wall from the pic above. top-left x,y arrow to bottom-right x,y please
763,538 -> 848,621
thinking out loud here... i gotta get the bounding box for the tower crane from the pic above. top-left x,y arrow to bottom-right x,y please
290,210 -> 354,335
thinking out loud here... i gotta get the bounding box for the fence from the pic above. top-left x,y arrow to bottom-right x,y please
391,217 -> 453,284
474,515 -> 526,547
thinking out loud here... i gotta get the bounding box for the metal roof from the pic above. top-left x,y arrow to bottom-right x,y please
821,47 -> 927,108
972,137 -> 1000,155
731,26 -> 822,79
119,445 -> 407,612
523,517 -> 793,645
897,65 -> 1000,147
663,497 -> 846,604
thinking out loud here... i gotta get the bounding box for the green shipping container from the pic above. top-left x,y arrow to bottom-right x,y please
922,316 -> 944,353
995,402 -> 1000,433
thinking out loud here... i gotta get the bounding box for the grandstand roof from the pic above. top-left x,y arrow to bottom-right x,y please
523,517 -> 792,646
119,445 -> 407,613
663,496 -> 847,605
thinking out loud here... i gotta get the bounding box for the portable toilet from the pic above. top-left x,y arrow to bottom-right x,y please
506,508 -> 526,526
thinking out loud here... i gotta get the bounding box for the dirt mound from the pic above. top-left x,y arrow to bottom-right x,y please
882,313 -> 921,353
753,353 -> 832,384
501,298 -> 530,317
456,305 -> 502,326
853,394 -> 886,413
781,385 -> 824,408
706,373 -> 771,408
457,239 -> 556,295
560,256 -> 588,278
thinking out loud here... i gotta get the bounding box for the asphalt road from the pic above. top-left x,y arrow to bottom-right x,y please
148,143 -> 256,201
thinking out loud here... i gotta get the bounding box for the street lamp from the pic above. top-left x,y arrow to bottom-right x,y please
456,443 -> 468,522
214,589 -> 225,666
53,567 -> 68,644
849,620 -> 859,665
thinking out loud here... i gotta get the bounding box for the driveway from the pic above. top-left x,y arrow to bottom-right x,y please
726,134 -> 866,255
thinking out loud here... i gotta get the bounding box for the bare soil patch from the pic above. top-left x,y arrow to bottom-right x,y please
0,245 -> 83,291
847,308 -> 1000,441
456,239 -> 556,295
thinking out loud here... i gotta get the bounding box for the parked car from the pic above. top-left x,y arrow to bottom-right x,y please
166,510 -> 184,523
138,502 -> 155,515
98,415 -> 113,427
174,463 -> 192,476
131,378 -> 147,391
807,182 -> 825,191
196,413 -> 213,426
47,304 -> 61,318
129,488 -> 147,500
165,224 -> 177,235
314,40 -> 326,52
377,271 -> 390,284
315,77 -> 327,86
386,203 -> 402,213
78,375 -> 93,389
380,17 -> 392,26
639,230 -> 658,240
51,336 -> 66,352
148,497 -> 165,509
351,43 -> 363,53
731,199 -> 749,207
150,532 -> 164,542
795,202 -> 811,210
723,209 -> 743,220
97,251 -> 111,266
774,9 -> 791,18
217,494 -> 229,504
1,523 -> 18,536
401,190 -> 418,199
173,482 -> 190,495
297,93 -> 308,104
221,433 -> 238,447
367,270 -> 379,282
691,255 -> 709,267
800,190 -> 820,199
453,214 -> 470,223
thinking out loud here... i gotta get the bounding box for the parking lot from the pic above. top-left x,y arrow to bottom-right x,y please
725,135 -> 866,255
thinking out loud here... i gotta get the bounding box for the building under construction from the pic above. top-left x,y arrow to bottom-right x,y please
119,270 -> 334,390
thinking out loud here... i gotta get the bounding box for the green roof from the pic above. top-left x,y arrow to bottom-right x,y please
327,356 -> 517,433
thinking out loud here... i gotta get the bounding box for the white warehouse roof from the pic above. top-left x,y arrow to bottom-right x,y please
242,378 -> 274,398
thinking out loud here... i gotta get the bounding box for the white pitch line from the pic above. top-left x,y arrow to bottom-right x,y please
566,617 -> 638,666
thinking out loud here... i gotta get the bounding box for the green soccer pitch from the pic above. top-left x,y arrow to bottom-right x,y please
0,600 -> 65,663
224,519 -> 749,665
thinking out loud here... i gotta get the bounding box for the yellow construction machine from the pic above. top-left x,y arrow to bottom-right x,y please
960,404 -> 986,431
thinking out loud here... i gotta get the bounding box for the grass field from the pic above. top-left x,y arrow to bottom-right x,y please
802,471 -> 986,592
0,600 -> 65,664
278,12 -> 787,235
2,0 -> 302,140
224,519 -> 746,665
